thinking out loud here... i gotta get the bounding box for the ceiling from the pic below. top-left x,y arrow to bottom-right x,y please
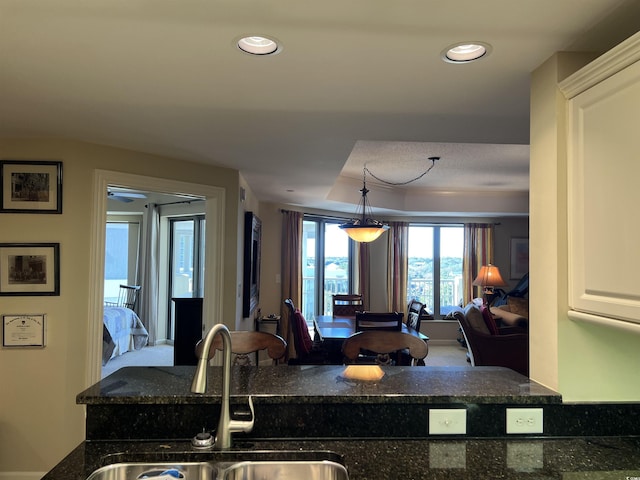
2,0 -> 639,217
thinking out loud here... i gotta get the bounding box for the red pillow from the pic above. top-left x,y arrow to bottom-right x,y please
293,309 -> 313,356
480,305 -> 499,335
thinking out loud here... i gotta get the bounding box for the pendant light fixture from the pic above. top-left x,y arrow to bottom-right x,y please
339,169 -> 389,243
339,156 -> 440,243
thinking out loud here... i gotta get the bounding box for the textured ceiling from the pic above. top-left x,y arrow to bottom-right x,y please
2,0 -> 639,216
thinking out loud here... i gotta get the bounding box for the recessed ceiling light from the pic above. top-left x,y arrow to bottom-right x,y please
237,35 -> 280,55
442,42 -> 491,63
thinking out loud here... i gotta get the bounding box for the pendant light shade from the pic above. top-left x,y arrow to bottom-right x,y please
339,176 -> 389,243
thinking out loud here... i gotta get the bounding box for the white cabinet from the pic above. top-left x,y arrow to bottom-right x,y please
560,32 -> 640,327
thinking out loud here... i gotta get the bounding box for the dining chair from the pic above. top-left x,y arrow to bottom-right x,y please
406,300 -> 425,332
332,294 -> 364,317
342,330 -> 428,366
355,311 -> 403,331
283,298 -> 329,365
195,330 -> 287,365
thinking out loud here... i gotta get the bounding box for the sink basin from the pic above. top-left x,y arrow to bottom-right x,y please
86,462 -> 216,480
86,458 -> 349,480
220,460 -> 349,480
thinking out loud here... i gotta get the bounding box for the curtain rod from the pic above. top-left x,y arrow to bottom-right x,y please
146,199 -> 205,208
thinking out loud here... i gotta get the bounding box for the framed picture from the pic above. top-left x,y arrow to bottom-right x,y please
0,243 -> 60,296
242,211 -> 262,318
510,237 -> 529,279
0,160 -> 63,213
2,314 -> 46,348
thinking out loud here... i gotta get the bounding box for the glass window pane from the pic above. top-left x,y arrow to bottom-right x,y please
302,221 -> 317,320
439,227 -> 463,315
104,223 -> 130,304
323,223 -> 350,315
171,220 -> 195,298
407,226 -> 434,314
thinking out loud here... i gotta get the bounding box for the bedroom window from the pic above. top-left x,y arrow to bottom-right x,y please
168,216 -> 205,339
104,219 -> 141,304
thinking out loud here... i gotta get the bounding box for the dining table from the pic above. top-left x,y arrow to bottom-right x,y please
313,315 -> 429,364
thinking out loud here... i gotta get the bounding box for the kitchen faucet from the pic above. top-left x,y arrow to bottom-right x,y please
191,323 -> 254,449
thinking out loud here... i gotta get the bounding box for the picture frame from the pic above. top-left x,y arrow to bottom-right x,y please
0,243 -> 60,296
0,160 -> 63,213
510,237 -> 529,279
242,211 -> 262,318
2,314 -> 46,348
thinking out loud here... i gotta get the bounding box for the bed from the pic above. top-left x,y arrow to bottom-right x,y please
102,306 -> 149,365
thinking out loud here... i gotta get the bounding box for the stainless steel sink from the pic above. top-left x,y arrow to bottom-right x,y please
86,459 -> 348,480
220,460 -> 349,480
86,462 -> 216,480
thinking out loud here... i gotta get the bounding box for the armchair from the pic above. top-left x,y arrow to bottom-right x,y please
454,303 -> 529,376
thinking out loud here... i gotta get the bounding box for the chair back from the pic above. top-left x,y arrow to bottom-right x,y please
283,298 -> 313,358
406,300 -> 425,332
355,311 -> 403,331
105,284 -> 141,310
342,330 -> 428,366
196,330 -> 287,365
332,294 -> 363,317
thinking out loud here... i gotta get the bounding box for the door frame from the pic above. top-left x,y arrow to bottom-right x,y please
86,169 -> 225,386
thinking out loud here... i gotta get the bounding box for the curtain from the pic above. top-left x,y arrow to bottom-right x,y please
357,242 -> 371,311
280,210 -> 303,360
138,203 -> 159,345
386,221 -> 409,313
463,223 -> 494,304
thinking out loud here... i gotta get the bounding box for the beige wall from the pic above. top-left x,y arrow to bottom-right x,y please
530,53 -> 640,401
0,138 -> 241,474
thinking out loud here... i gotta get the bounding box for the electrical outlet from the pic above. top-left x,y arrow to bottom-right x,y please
506,408 -> 544,434
429,409 -> 467,435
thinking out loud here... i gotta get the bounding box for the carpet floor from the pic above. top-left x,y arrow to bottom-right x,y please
101,343 -> 470,378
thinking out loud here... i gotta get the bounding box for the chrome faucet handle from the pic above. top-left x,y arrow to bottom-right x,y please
228,395 -> 255,434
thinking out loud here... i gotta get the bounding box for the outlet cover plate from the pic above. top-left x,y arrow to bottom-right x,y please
506,408 -> 544,434
429,408 -> 467,435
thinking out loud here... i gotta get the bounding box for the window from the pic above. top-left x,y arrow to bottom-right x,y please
302,217 -> 354,320
104,219 -> 141,304
407,225 -> 463,317
168,215 -> 205,339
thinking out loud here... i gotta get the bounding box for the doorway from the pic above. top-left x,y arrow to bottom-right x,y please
86,169 -> 225,386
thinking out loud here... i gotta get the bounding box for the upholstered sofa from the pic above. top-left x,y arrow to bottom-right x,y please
453,303 -> 529,376
490,297 -> 528,329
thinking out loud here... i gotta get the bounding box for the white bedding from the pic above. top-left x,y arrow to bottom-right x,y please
102,306 -> 149,365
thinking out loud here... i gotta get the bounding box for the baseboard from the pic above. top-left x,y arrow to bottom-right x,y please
0,472 -> 45,480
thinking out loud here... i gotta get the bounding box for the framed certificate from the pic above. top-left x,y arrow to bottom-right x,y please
2,314 -> 46,347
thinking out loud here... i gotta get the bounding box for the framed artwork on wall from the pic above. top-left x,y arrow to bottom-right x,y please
510,237 -> 529,279
0,160 -> 63,213
242,211 -> 262,318
0,243 -> 60,296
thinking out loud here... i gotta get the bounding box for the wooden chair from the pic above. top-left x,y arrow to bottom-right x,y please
195,330 -> 287,365
283,298 -> 328,365
342,331 -> 428,366
355,311 -> 403,331
332,294 -> 364,317
105,284 -> 141,310
406,300 -> 425,332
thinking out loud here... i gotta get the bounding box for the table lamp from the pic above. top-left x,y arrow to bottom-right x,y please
472,264 -> 507,306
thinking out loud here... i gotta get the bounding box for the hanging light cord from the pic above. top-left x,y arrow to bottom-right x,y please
363,156 -> 440,186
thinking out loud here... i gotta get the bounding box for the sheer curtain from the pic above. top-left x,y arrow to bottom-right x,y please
386,221 -> 409,313
138,203 -> 159,345
280,210 -> 303,360
462,223 -> 494,304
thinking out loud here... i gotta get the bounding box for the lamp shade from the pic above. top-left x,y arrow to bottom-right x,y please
340,223 -> 389,243
473,264 -> 507,287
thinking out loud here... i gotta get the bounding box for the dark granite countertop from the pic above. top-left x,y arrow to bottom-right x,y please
77,365 -> 562,405
43,437 -> 640,480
